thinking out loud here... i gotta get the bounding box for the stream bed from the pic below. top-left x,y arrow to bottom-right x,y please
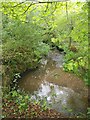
18,49 -> 88,117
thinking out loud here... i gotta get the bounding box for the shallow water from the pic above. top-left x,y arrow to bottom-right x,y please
18,49 -> 88,116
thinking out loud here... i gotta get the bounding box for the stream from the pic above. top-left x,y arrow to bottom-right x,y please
18,49 -> 88,117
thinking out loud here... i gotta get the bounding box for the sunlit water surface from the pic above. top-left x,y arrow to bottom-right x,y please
18,50 -> 88,116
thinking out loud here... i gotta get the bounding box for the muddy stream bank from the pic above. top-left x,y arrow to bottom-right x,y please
18,49 -> 88,117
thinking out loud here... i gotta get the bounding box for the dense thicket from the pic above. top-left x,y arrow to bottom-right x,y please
1,1 -> 89,119
1,1 -> 88,89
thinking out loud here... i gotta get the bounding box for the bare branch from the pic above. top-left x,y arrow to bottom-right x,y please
22,3 -> 34,15
13,1 -> 26,7
4,0 -> 69,16
45,3 -> 49,12
38,0 -> 69,3
51,2 -> 58,14
66,2 -> 68,21
13,0 -> 69,7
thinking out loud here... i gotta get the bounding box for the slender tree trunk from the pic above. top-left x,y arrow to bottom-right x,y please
66,2 -> 69,21
66,2 -> 73,48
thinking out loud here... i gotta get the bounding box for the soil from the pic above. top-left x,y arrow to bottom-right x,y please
2,98 -> 67,119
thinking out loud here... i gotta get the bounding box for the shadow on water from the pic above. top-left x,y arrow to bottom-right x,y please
18,49 -> 88,117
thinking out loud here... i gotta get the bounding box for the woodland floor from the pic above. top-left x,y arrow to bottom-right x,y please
2,98 -> 67,119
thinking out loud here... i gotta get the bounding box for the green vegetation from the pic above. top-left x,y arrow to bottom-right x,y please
2,14 -> 50,90
0,0 -> 89,119
2,90 -> 65,118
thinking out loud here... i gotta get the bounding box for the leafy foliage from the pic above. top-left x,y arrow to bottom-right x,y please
2,12 -> 50,89
1,1 -> 89,119
1,1 -> 88,89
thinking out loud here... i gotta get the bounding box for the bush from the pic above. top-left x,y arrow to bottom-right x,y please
2,16 -> 50,90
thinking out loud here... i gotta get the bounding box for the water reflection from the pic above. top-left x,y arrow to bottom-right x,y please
31,81 -> 87,116
18,49 -> 88,117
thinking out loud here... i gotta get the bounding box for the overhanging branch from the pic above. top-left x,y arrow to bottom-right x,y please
22,3 -> 34,15
11,0 -> 69,15
13,1 -> 26,7
13,0 -> 69,7
38,0 -> 69,3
